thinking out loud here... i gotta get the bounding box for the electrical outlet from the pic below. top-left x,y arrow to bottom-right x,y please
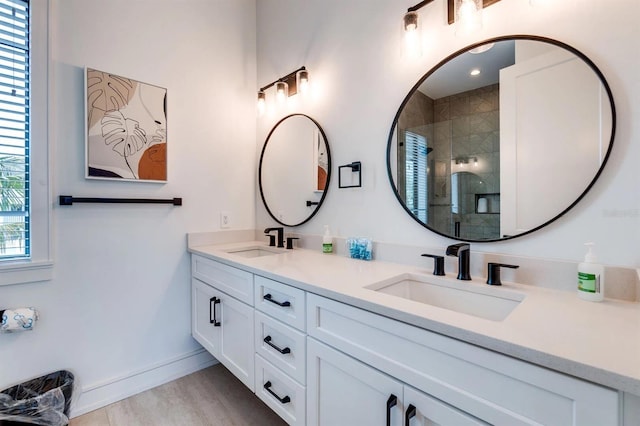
220,211 -> 231,229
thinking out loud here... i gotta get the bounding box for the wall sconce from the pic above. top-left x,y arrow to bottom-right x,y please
402,0 -> 501,56
257,90 -> 266,114
257,66 -> 308,114
402,0 -> 435,58
298,69 -> 309,94
275,81 -> 288,103
454,0 -> 483,35
446,0 -> 500,25
454,156 -> 478,166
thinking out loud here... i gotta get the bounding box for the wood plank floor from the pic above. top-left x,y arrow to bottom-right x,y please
69,364 -> 286,426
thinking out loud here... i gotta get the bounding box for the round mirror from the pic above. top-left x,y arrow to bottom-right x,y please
387,35 -> 615,242
259,114 -> 331,227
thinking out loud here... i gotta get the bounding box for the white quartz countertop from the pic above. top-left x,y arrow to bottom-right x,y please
189,241 -> 640,395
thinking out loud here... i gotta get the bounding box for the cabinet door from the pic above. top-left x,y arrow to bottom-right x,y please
218,291 -> 255,391
403,386 -> 487,426
307,337 -> 404,426
192,278 -> 221,357
307,294 -> 618,425
499,48 -> 609,236
192,278 -> 255,391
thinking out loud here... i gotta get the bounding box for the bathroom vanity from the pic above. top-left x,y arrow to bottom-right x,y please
189,239 -> 640,425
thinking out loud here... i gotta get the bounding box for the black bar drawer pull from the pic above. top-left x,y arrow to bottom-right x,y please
263,293 -> 291,307
405,404 -> 416,426
209,297 -> 221,326
264,335 -> 291,354
264,381 -> 291,404
387,394 -> 398,426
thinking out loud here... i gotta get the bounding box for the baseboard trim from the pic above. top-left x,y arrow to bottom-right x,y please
71,348 -> 217,418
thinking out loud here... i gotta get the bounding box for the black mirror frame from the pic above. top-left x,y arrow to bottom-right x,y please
259,113 -> 332,227
386,35 -> 616,243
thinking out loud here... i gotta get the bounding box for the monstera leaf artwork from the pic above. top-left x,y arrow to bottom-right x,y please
87,70 -> 137,130
86,68 -> 168,181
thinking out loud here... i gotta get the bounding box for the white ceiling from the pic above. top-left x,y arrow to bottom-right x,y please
419,40 -> 515,99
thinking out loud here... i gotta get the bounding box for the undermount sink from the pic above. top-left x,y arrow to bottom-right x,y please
365,273 -> 524,321
224,246 -> 285,258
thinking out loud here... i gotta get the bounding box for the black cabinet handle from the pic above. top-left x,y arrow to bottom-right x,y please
405,404 -> 416,426
386,394 -> 398,426
209,297 -> 221,326
263,293 -> 291,307
264,381 -> 291,404
264,335 -> 291,354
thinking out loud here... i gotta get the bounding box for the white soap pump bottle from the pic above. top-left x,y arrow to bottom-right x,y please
577,242 -> 604,302
322,225 -> 333,254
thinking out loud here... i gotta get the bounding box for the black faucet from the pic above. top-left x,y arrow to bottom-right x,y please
487,263 -> 519,286
421,254 -> 445,276
446,243 -> 471,280
286,237 -> 299,250
264,227 -> 284,248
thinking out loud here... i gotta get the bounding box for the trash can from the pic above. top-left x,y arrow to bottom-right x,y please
0,370 -> 74,426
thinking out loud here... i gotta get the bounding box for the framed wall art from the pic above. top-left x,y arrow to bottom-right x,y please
85,68 -> 167,182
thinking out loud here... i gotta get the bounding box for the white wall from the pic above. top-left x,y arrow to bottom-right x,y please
256,0 -> 640,268
0,0 -> 256,412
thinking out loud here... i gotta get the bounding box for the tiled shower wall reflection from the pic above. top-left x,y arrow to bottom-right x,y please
438,83 -> 500,240
402,84 -> 501,240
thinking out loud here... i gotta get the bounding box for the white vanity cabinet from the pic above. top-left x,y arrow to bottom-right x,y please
189,249 -> 632,425
191,255 -> 255,391
307,294 -> 619,426
253,275 -> 307,425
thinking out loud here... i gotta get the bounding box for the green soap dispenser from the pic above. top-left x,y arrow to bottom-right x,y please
577,242 -> 604,302
322,225 -> 333,254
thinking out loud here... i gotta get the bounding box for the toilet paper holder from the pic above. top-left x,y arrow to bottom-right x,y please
1,307 -> 38,333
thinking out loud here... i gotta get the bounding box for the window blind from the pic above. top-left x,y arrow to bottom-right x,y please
404,131 -> 427,223
0,0 -> 29,259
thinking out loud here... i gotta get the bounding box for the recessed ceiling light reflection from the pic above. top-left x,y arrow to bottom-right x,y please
470,68 -> 481,76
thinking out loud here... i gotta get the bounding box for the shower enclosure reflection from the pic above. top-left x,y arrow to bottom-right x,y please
388,36 -> 614,242
396,81 -> 501,240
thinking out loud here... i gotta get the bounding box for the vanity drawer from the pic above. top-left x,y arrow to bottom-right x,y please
255,276 -> 306,331
255,354 -> 306,426
255,311 -> 306,385
192,255 -> 253,305
307,294 -> 618,426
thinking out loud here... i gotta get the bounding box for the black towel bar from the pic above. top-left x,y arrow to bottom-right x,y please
59,195 -> 182,206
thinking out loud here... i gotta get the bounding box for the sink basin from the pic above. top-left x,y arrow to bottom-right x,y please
224,246 -> 285,258
365,274 -> 524,321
